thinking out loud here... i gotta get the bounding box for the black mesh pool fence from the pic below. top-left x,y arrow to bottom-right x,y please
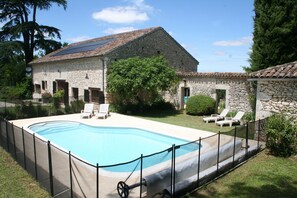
0,117 -> 267,197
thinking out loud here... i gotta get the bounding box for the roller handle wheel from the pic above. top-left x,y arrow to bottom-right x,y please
117,181 -> 130,198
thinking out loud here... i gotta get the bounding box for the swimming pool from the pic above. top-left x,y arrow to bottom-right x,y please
29,121 -> 199,172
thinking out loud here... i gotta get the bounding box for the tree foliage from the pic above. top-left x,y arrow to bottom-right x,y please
247,0 -> 297,72
0,0 -> 67,66
0,41 -> 25,86
107,56 -> 178,108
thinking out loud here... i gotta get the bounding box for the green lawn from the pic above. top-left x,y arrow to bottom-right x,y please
185,151 -> 297,198
0,147 -> 50,198
135,110 -> 234,132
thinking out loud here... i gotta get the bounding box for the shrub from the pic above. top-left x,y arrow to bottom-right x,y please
186,94 -> 215,115
52,90 -> 64,109
65,100 -> 85,113
266,114 -> 297,157
41,92 -> 52,103
243,112 -> 255,122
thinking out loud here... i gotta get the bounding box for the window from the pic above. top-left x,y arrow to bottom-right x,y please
91,89 -> 100,103
72,88 -> 78,99
53,81 -> 57,94
84,90 -> 90,102
42,81 -> 47,90
184,87 -> 190,97
34,84 -> 41,93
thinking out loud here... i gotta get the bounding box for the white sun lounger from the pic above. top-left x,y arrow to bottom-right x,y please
80,103 -> 94,119
216,111 -> 245,127
95,104 -> 110,119
203,109 -> 229,123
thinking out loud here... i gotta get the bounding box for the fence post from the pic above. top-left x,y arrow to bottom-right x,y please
33,133 -> 38,180
140,154 -> 143,198
4,99 -> 7,116
11,122 -> 17,159
170,144 -> 176,197
217,132 -> 221,176
233,127 -> 237,167
96,163 -> 99,198
47,141 -> 54,197
245,123 -> 249,157
0,119 -> 2,146
6,120 -> 9,151
257,119 -> 260,149
197,137 -> 201,187
69,151 -> 73,198
22,127 -> 27,170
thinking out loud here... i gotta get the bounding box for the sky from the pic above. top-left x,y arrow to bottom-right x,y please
37,0 -> 254,72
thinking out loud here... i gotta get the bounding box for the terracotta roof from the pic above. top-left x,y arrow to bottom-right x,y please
177,72 -> 248,79
30,27 -> 161,64
249,61 -> 297,79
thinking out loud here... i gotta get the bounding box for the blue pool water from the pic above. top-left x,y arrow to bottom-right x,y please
29,121 -> 199,172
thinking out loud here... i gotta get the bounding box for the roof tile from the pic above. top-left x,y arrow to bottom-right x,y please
177,72 -> 247,79
249,61 -> 297,78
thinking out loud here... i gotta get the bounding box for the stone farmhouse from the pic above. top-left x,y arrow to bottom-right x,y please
30,27 -> 198,105
31,26 -> 296,121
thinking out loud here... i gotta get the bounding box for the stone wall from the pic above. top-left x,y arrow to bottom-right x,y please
32,57 -> 104,101
107,28 -> 198,72
168,73 -> 253,113
255,80 -> 297,121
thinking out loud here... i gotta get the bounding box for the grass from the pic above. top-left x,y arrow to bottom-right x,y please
185,151 -> 297,198
135,110 -> 234,133
0,147 -> 50,198
136,110 -> 252,138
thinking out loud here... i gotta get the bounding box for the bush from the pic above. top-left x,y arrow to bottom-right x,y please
266,114 -> 297,157
41,92 -> 52,103
52,90 -> 64,109
65,100 -> 85,114
186,94 -> 215,115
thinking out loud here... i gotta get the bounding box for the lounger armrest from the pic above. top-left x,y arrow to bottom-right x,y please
81,110 -> 84,113
211,114 -> 218,117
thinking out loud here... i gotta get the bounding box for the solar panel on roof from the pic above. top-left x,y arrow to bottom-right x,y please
52,38 -> 116,56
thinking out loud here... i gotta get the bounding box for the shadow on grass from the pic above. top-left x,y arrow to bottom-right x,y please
133,109 -> 182,118
188,172 -> 297,198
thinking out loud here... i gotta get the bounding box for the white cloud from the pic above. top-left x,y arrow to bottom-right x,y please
104,27 -> 137,34
92,6 -> 148,24
92,0 -> 153,24
213,36 -> 253,47
66,36 -> 93,43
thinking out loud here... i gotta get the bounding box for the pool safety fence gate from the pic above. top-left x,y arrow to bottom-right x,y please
0,118 -> 267,198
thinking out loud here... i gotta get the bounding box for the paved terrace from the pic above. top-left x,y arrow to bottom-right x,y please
11,113 -> 215,141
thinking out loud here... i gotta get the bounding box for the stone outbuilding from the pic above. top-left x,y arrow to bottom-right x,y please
30,27 -> 198,105
249,61 -> 297,121
170,72 -> 253,113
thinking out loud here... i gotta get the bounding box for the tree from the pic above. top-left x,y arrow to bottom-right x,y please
0,0 -> 67,67
247,0 -> 297,72
0,41 -> 25,86
107,56 -> 179,109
